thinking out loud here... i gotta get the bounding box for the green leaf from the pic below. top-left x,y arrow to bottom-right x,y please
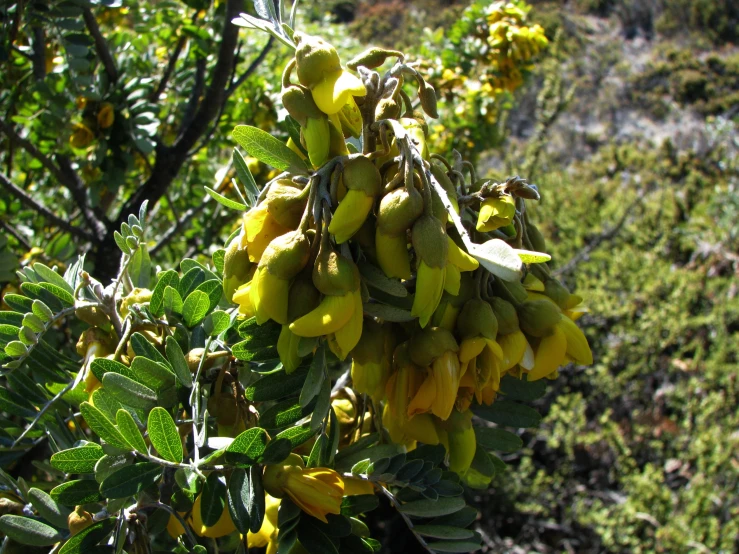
200,473 -> 227,527
475,427 -> 523,453
80,402 -> 131,450
310,377 -> 331,431
127,246 -> 151,289
32,263 -> 74,294
4,340 -> 28,358
130,332 -> 171,369
398,497 -> 466,518
90,357 -> 136,383
468,238 -> 523,282
232,148 -> 259,205
498,374 -> 547,401
179,267 -> 205,298
116,409 -> 148,453
514,248 -> 551,263
473,401 -> 542,428
37,282 -> 75,307
204,186 -> 246,211
100,462 -> 162,499
28,488 -> 71,528
0,387 -> 36,417
203,310 -> 231,336
335,443 -> 402,473
150,270 -> 180,317
246,368 -> 307,402
300,345 -> 325,408
50,479 -> 103,506
297,519 -> 338,554
183,290 -> 211,327
213,249 -> 226,274
247,465 -> 265,533
232,125 -> 309,175
430,506 -> 478,529
340,494 -> 379,517
50,443 -> 104,473
227,468 -> 252,534
426,540 -> 483,552
260,399 -> 313,431
0,515 -> 63,546
194,279 -> 223,311
162,285 -> 184,315
414,525 -> 475,540
130,356 -> 175,390
225,427 -> 268,466
165,336 -> 193,387
148,407 -> 183,463
58,518 -> 116,554
275,424 -> 316,449
358,261 -> 408,297
261,438 -> 293,465
102,373 -> 157,411
32,299 -> 53,321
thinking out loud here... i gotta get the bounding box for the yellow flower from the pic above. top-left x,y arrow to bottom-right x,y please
412,261 -> 445,328
189,492 -> 237,538
476,195 -> 516,232
351,319 -> 394,402
375,229 -> 411,280
527,323 -> 567,382
242,204 -> 291,263
439,409 -> 476,475
232,280 -> 256,319
407,328 -> 461,421
444,237 -> 479,295
97,102 -> 115,129
70,122 -> 94,148
312,69 -> 367,115
246,494 -> 281,554
277,325 -> 302,373
262,454 -> 344,523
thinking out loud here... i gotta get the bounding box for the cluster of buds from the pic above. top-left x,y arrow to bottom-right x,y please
224,31 -> 592,491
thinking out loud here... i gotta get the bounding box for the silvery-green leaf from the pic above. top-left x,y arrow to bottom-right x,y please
468,239 -> 523,281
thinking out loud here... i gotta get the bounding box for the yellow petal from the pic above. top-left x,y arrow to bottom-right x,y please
408,372 -> 436,417
277,325 -> 303,373
528,325 -> 567,381
376,229 -> 411,280
343,477 -> 375,496
312,69 -> 367,115
557,317 -> 593,365
403,412 -> 441,445
446,237 -> 479,271
498,330 -> 527,371
289,292 -> 355,337
232,281 -> 255,319
253,268 -> 289,325
430,351 -> 461,420
411,262 -> 445,328
523,272 -> 545,291
303,116 -> 330,168
332,289 -> 364,359
444,263 -> 461,295
459,337 -> 486,364
244,205 -> 290,262
328,190 -> 374,244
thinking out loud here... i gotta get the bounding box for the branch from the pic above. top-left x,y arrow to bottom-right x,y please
30,25 -> 46,81
149,35 -> 186,102
0,220 -> 32,251
0,170 -> 95,242
82,7 -> 118,83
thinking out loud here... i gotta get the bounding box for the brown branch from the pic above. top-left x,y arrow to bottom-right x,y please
30,25 -> 46,81
0,170 -> 95,242
0,220 -> 32,251
150,35 -> 187,102
82,7 -> 118,83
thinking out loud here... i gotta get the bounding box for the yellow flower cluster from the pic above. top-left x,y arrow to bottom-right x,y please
223,31 -> 591,497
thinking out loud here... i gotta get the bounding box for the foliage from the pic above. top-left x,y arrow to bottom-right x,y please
0,2 -> 594,553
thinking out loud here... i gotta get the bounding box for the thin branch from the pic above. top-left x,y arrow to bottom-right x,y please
82,7 -> 118,83
177,56 -> 207,140
31,25 -> 46,81
0,170 -> 95,241
56,154 -> 109,238
0,220 -> 31,251
150,35 -> 187,101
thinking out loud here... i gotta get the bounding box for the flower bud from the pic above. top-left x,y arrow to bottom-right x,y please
346,47 -> 403,70
408,327 -> 458,368
68,506 -> 94,536
120,287 -> 153,318
442,410 -> 476,474
490,297 -> 519,334
457,298 -> 498,341
377,185 -> 424,236
351,319 -> 393,402
342,156 -> 381,197
288,276 -> 321,322
312,248 -> 360,296
260,231 -> 311,280
281,85 -> 324,126
544,278 -> 571,310
418,82 -> 439,119
491,277 -> 528,304
412,214 -> 447,269
476,195 -> 516,232
223,238 -> 252,302
527,222 -> 547,252
517,299 -> 562,337
294,33 -> 341,89
375,97 -> 401,120
400,117 -> 428,160
266,180 -> 310,229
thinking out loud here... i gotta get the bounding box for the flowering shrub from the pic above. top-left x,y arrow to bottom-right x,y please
0,3 -> 591,553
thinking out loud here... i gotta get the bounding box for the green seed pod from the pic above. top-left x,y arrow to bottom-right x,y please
266,180 -> 310,229
418,82 -> 439,119
412,214 -> 448,269
490,297 -> 519,335
517,300 -> 562,337
260,231 -> 311,280
346,47 -> 403,71
375,97 -> 401,120
408,326 -> 458,367
544,278 -> 571,310
312,247 -> 360,296
222,238 -> 253,302
377,185 -> 424,236
342,156 -> 381,197
457,298 -> 498,341
527,222 -> 547,252
281,85 -> 323,126
294,32 -> 341,89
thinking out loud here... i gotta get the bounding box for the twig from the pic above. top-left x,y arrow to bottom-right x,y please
376,484 -> 434,553
31,25 -> 46,81
82,7 -> 118,83
0,170 -> 95,241
0,220 -> 31,251
150,36 -> 187,101
12,379 -> 77,446
55,154 -> 109,238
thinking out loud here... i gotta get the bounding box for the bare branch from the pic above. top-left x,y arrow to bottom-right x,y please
31,25 -> 46,81
82,8 -> 118,82
150,35 -> 187,102
0,170 -> 95,242
0,220 -> 32,251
